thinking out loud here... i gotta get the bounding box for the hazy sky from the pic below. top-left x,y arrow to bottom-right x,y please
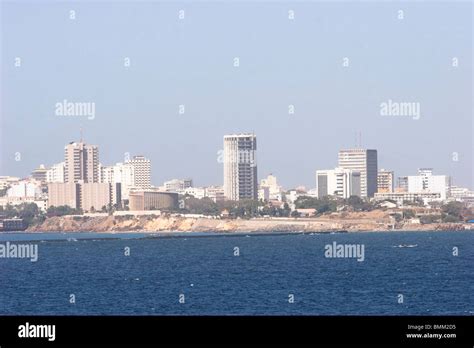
1,0 -> 472,189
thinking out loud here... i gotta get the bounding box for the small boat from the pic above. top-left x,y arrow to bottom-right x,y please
394,244 -> 418,248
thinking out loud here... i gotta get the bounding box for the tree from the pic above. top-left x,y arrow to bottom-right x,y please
403,209 -> 415,219
47,205 -> 82,217
294,196 -> 337,215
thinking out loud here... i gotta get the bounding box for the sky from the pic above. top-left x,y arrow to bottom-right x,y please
1,0 -> 472,190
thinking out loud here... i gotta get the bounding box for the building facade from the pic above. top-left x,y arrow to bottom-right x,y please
80,183 -> 113,212
126,156 -> 151,189
64,141 -> 99,183
316,167 -> 361,199
128,190 -> 178,211
374,191 -> 441,204
377,169 -> 394,193
223,134 -> 258,201
407,168 -> 451,200
397,176 -> 409,192
46,162 -> 65,183
338,149 -> 377,198
163,178 -> 193,192
31,165 -> 48,183
260,174 -> 283,200
48,182 -> 81,209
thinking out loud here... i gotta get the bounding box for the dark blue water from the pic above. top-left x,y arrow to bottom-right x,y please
0,231 -> 472,315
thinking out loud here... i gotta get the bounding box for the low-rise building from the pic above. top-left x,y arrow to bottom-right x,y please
374,192 -> 441,205
129,190 -> 178,211
316,167 -> 361,199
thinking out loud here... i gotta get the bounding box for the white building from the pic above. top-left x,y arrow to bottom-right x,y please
7,181 -> 42,199
374,191 -> 441,205
46,162 -> 65,183
126,155 -> 151,189
448,186 -> 474,205
100,162 -> 135,200
184,187 -> 206,199
258,187 -> 270,201
223,134 -> 258,201
163,178 -> 193,193
205,186 -> 225,202
407,168 -> 451,201
338,149 -> 378,197
260,174 -> 283,200
316,167 -> 361,199
0,176 -> 20,191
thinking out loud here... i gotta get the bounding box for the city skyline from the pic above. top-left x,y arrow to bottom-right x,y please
1,2 -> 472,189
1,133 -> 471,193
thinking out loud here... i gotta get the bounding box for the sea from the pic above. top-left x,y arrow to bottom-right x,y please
0,231 -> 472,315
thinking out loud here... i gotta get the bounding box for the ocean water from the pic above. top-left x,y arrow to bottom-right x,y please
0,231 -> 472,315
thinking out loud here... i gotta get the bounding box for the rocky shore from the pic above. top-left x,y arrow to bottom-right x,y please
26,212 -> 471,233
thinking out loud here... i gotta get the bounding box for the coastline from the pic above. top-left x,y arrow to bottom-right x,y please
24,213 -> 472,234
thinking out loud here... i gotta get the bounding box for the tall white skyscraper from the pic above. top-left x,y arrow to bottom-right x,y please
338,149 -> 378,198
64,141 -> 99,183
126,155 -> 151,189
223,134 -> 258,201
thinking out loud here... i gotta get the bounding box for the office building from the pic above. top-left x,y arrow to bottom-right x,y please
223,133 -> 258,200
316,167 -> 361,199
48,182 -> 81,209
64,141 -> 99,183
46,162 -> 65,183
126,156 -> 151,189
397,176 -> 409,192
377,169 -> 394,193
407,168 -> 451,200
338,149 -> 378,198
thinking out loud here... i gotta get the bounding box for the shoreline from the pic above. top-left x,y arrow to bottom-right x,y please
21,213 -> 473,234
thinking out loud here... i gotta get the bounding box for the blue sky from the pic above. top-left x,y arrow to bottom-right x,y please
1,0 -> 472,189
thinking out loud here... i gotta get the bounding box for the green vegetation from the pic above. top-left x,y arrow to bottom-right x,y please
47,205 -> 83,217
0,203 -> 45,226
294,195 -> 376,214
294,196 -> 337,214
440,201 -> 465,222
419,215 -> 441,224
173,196 -> 291,218
402,209 -> 416,219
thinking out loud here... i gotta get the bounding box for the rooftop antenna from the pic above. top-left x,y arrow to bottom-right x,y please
80,126 -> 83,143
